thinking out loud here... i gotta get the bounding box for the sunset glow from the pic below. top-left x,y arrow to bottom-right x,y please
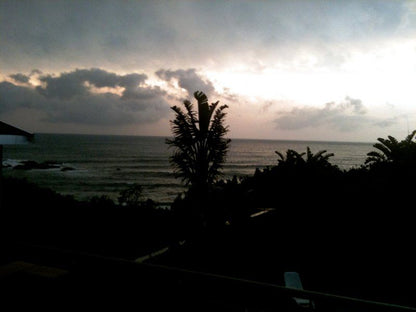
1,0 -> 415,141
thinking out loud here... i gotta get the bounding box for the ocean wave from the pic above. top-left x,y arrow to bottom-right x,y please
2,158 -> 76,172
73,158 -> 169,164
146,183 -> 183,189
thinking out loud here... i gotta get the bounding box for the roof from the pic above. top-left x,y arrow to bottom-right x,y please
0,121 -> 34,144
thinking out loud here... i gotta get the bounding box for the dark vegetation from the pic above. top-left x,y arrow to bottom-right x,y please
2,90 -> 416,308
164,91 -> 416,307
2,180 -> 176,259
166,91 -> 230,189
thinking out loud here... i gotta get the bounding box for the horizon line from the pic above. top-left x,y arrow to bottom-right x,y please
33,132 -> 375,144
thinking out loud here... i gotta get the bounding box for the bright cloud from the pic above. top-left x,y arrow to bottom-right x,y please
0,0 -> 415,141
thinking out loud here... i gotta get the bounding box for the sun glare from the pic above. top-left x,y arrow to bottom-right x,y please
207,38 -> 416,111
208,69 -> 351,106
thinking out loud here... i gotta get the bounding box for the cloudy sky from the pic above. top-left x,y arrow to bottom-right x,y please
1,0 -> 415,142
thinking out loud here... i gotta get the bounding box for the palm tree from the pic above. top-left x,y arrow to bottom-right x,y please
275,147 -> 334,168
305,147 -> 335,168
365,130 -> 416,166
166,91 -> 231,190
275,149 -> 305,167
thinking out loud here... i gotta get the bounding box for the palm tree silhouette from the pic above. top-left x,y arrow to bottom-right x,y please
166,91 -> 231,190
365,130 -> 416,166
275,147 -> 334,168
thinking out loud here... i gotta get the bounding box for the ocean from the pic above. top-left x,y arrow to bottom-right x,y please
2,134 -> 374,204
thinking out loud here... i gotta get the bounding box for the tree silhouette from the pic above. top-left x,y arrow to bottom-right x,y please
365,130 -> 416,167
275,149 -> 305,167
166,91 -> 231,191
275,147 -> 335,169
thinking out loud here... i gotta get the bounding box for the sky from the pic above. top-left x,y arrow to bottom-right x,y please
1,0 -> 416,142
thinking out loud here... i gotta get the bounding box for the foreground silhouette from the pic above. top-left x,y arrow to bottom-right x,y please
2,128 -> 416,309
167,91 -> 231,230
166,130 -> 416,307
166,91 -> 230,190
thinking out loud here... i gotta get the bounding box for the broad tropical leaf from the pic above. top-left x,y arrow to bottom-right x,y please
167,91 -> 230,189
365,130 -> 416,167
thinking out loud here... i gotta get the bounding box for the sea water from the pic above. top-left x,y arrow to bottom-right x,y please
2,134 -> 374,204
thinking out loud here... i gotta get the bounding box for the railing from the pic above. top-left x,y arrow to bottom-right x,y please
4,243 -> 416,311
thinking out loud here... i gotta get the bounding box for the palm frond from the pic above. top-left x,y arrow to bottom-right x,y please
306,147 -> 313,161
167,91 -> 230,187
275,151 -> 285,162
405,130 -> 416,143
388,135 -> 398,145
365,151 -> 386,164
377,137 -> 400,155
183,100 -> 199,135
373,141 -> 392,158
195,91 -> 210,134
366,151 -> 385,159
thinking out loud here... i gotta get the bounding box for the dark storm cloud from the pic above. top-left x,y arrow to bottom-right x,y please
0,68 -> 170,126
0,1 -> 411,72
156,69 -> 216,97
35,69 -> 149,103
274,97 -> 395,132
0,67 -> 224,126
42,93 -> 161,126
9,73 -> 30,84
0,81 -> 41,113
31,69 -> 43,75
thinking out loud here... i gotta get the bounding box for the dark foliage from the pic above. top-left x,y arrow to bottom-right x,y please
166,91 -> 231,190
3,128 -> 416,308
1,177 -> 176,259
168,132 -> 416,306
365,130 -> 416,167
